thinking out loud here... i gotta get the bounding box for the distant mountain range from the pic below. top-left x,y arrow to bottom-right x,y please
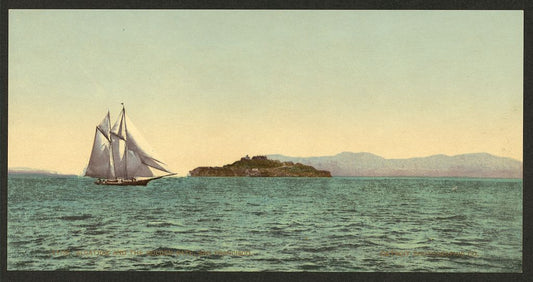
268,152 -> 522,178
8,167 -> 74,176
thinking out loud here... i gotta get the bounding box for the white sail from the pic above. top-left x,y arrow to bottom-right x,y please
125,149 -> 156,177
85,112 -> 115,179
97,111 -> 111,140
124,114 -> 172,174
111,134 -> 128,178
110,106 -> 172,178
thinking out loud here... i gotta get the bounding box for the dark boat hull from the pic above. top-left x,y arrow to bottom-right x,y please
94,174 -> 176,186
95,178 -> 153,186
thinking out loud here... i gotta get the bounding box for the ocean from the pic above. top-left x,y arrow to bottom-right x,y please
7,175 -> 522,272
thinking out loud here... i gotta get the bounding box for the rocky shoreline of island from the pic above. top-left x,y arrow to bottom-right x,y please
189,155 -> 331,177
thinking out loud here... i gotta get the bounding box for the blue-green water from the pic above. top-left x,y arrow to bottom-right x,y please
8,175 -> 522,272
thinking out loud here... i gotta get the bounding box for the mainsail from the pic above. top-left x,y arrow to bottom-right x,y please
85,111 -> 115,179
86,106 -> 172,180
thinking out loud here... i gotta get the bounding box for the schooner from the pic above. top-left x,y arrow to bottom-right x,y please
85,104 -> 176,185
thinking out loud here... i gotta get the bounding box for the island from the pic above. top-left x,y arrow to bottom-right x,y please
189,155 -> 332,177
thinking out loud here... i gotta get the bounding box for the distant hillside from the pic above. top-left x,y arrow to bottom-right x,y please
268,152 -> 522,178
8,167 -> 73,176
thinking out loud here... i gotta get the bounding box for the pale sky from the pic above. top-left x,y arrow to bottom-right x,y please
8,10 -> 523,175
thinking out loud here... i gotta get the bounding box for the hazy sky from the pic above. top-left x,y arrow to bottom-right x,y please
8,10 -> 523,175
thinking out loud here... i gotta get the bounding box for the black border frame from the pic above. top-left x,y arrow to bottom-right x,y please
1,1 -> 530,281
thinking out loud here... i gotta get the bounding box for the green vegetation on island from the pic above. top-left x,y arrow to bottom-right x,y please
189,155 -> 331,177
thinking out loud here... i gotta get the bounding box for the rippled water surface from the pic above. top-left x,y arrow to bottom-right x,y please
8,175 -> 522,271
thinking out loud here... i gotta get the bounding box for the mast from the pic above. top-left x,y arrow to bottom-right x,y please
122,103 -> 128,179
106,110 -> 115,179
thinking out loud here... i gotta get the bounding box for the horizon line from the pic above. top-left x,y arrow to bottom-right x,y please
8,150 -> 522,176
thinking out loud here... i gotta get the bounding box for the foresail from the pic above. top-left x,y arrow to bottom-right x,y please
126,149 -> 156,177
109,106 -> 173,178
111,136 -> 156,178
124,114 -> 173,174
